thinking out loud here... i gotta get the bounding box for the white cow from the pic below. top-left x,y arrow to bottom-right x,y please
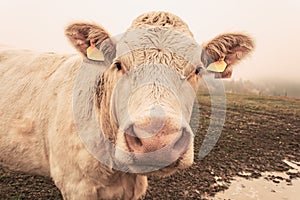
0,11 -> 254,199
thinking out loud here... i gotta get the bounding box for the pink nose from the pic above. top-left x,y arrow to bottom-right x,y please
124,117 -> 192,154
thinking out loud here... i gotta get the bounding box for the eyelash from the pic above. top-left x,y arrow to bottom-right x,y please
115,62 -> 122,71
195,66 -> 202,75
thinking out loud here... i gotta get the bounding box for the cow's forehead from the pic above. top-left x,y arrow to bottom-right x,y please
116,28 -> 202,67
130,11 -> 193,36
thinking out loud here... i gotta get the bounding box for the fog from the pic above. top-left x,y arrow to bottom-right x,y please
0,0 -> 299,85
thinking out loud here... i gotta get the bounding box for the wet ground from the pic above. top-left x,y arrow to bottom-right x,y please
0,93 -> 299,199
212,160 -> 300,200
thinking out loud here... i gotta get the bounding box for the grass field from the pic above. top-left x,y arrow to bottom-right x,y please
0,93 -> 299,199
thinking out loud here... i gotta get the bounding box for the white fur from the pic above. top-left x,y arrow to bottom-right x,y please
0,46 -> 147,199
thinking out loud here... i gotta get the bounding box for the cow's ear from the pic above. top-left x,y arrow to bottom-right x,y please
65,22 -> 115,62
201,33 -> 254,78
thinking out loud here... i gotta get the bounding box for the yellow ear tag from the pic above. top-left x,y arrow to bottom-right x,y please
87,45 -> 105,61
207,60 -> 227,72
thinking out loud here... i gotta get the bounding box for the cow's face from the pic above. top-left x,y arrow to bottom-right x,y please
66,12 -> 254,176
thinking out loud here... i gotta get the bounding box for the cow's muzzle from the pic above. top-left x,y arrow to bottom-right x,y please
115,114 -> 193,173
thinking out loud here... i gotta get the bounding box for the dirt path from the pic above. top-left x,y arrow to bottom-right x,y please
0,93 -> 299,199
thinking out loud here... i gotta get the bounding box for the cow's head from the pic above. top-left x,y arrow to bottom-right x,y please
66,12 -> 254,176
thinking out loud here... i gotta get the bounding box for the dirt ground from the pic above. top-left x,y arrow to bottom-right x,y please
0,93 -> 299,199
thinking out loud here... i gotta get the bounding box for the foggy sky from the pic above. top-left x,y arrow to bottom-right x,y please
0,0 -> 299,83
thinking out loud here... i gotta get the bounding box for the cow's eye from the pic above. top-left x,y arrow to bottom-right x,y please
115,62 -> 122,71
195,66 -> 202,75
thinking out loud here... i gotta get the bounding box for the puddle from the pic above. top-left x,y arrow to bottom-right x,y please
210,160 -> 300,200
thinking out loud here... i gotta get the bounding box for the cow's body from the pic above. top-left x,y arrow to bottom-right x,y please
0,48 -> 77,175
0,11 -> 254,199
0,48 -> 147,199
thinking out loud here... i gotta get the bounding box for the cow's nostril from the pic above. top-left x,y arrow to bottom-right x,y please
132,134 -> 143,146
173,128 -> 190,152
124,123 -> 192,154
125,126 -> 143,148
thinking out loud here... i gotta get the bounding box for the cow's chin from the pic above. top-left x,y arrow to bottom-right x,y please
145,151 -> 194,177
114,142 -> 194,177
127,152 -> 194,177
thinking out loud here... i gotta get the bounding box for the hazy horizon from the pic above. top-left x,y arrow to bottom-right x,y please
0,0 -> 299,84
